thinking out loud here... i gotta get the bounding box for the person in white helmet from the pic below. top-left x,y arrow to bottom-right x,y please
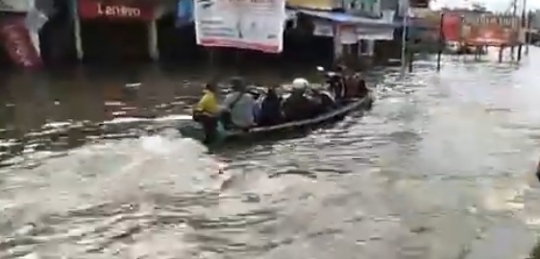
292,78 -> 309,91
282,78 -> 318,121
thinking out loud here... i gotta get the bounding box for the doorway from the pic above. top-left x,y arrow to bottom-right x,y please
80,19 -> 149,63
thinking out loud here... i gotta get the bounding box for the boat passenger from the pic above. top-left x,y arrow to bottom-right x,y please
253,95 -> 263,123
222,77 -> 256,129
192,82 -> 221,144
312,89 -> 337,114
344,73 -> 369,99
282,78 -> 318,122
258,87 -> 283,126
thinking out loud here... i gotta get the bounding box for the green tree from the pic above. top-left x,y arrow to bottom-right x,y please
471,1 -> 487,12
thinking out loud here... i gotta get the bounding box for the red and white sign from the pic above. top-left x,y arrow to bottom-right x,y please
0,15 -> 42,68
0,0 -> 32,13
78,0 -> 154,21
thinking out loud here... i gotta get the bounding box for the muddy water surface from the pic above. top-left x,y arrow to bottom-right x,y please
1,50 -> 540,258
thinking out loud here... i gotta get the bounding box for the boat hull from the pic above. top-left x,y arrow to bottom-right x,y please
178,93 -> 374,145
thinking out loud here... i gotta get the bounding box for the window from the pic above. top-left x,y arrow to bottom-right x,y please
410,0 -> 429,8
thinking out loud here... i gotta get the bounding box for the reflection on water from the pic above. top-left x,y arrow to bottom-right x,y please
1,49 -> 540,258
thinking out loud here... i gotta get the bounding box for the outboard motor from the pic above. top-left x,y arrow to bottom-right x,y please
317,66 -> 345,100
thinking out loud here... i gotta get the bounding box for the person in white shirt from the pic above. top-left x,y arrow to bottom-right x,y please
222,77 -> 255,129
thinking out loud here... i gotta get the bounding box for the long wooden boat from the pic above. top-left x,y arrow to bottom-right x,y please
178,92 -> 374,145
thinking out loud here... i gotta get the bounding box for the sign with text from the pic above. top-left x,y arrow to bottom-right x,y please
194,0 -> 286,53
78,0 -> 154,21
461,14 -> 519,46
0,0 -> 31,13
462,24 -> 516,46
285,0 -> 333,10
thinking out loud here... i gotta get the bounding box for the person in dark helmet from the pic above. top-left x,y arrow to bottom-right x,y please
222,77 -> 256,129
192,82 -> 221,144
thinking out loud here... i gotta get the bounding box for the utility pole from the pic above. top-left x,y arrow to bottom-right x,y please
509,0 -> 518,60
523,0 -> 531,55
517,0 -> 526,61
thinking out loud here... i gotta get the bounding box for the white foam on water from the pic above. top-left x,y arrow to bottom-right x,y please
102,117 -> 151,125
0,131 -> 227,227
154,114 -> 192,122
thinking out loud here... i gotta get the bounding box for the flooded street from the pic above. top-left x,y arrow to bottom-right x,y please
1,48 -> 540,258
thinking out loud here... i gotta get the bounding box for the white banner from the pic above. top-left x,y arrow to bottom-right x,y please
0,0 -> 31,13
194,0 -> 286,53
340,26 -> 357,44
313,21 -> 333,37
357,28 -> 394,40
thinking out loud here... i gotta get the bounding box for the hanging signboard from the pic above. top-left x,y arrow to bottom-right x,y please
0,0 -> 31,13
462,24 -> 516,46
77,0 -> 154,21
442,13 -> 462,42
339,26 -> 357,44
461,14 -> 519,46
194,0 -> 286,53
0,16 -> 42,68
285,0 -> 333,10
313,21 -> 333,37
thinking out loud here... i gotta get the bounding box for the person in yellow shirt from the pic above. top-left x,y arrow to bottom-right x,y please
193,83 -> 222,144
195,83 -> 220,116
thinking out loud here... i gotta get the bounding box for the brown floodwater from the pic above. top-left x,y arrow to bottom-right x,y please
0,49 -> 540,258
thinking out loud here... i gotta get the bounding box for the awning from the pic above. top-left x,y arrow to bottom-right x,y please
295,9 -> 399,28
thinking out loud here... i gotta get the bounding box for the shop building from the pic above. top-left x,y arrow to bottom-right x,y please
285,0 -> 399,68
74,0 -> 164,63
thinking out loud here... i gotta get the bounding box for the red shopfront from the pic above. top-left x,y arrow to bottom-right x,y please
77,0 -> 156,63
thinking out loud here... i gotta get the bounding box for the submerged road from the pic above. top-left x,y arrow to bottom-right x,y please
1,48 -> 540,258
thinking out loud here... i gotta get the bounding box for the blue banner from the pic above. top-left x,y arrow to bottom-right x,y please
176,0 -> 193,27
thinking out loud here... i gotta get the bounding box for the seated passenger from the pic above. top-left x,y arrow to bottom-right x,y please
344,73 -> 369,99
327,74 -> 344,100
253,95 -> 263,123
313,89 -> 337,114
258,87 -> 283,126
282,78 -> 318,121
192,82 -> 221,144
222,77 -> 256,129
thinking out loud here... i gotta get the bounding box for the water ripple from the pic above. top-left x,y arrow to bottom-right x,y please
1,50 -> 540,258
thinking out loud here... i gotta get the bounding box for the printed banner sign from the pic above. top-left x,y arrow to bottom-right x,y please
313,21 -> 333,37
78,0 -> 154,21
194,0 -> 286,53
461,14 -> 519,46
442,14 -> 461,42
0,0 -> 31,13
285,0 -> 333,10
462,24 -> 516,46
0,16 -> 42,68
